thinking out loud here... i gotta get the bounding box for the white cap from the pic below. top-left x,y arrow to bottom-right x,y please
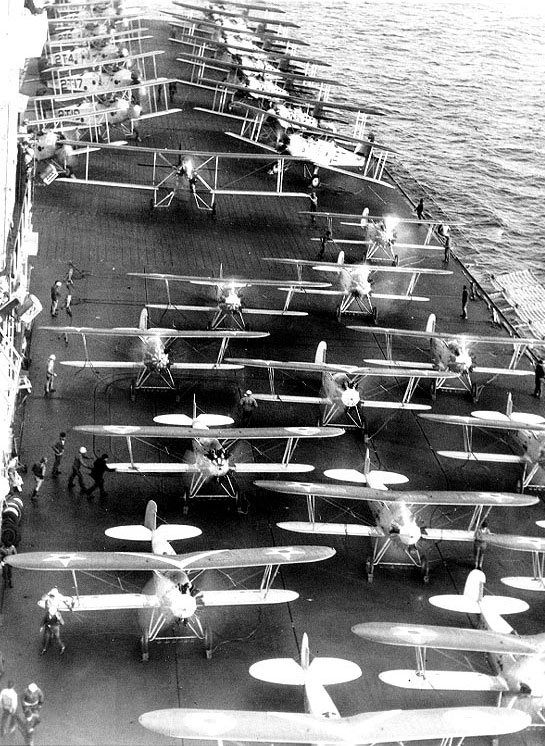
55,281 -> 62,287
245,390 -> 252,396
79,446 -> 87,454
28,683 -> 38,693
49,354 -> 56,360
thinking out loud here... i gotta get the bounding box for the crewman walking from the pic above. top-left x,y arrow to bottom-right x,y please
239,390 -> 258,426
50,281 -> 62,316
31,457 -> 47,499
85,454 -> 112,499
534,359 -> 545,398
51,432 -> 66,477
68,447 -> 91,491
0,680 -> 18,736
461,285 -> 469,320
44,354 -> 57,397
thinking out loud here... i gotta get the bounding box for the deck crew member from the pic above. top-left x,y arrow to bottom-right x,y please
473,520 -> 490,570
44,354 -> 57,396
84,454 -> 112,499
534,359 -> 545,398
0,680 -> 17,736
50,281 -> 62,316
51,432 -> 66,477
68,447 -> 91,491
239,390 -> 258,426
415,198 -> 424,220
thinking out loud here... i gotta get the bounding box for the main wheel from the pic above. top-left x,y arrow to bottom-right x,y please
471,382 -> 479,403
420,556 -> 430,584
129,382 -> 136,403
430,380 -> 437,401
182,489 -> 190,516
393,254 -> 399,266
141,632 -> 150,662
365,558 -> 374,583
371,306 -> 378,324
335,305 -> 342,322
204,625 -> 213,660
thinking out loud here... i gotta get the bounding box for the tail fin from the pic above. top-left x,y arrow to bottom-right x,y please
300,632 -> 310,672
363,447 -> 371,475
144,500 -> 157,532
138,307 -> 149,331
315,341 -> 327,364
506,392 -> 513,417
429,569 -> 485,614
336,251 -> 345,265
426,313 -> 436,333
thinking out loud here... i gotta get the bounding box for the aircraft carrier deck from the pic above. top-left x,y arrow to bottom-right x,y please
2,10 -> 544,746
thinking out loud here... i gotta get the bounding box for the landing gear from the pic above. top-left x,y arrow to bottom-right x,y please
182,488 -> 189,516
141,631 -> 150,662
471,382 -> 479,403
420,556 -> 430,584
371,306 -> 378,325
335,305 -> 342,322
204,624 -> 213,660
130,382 -> 136,403
366,558 -> 374,583
516,478 -> 523,494
430,380 -> 437,401
392,255 -> 399,267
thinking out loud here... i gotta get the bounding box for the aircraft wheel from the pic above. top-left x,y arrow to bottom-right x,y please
365,558 -> 374,583
420,557 -> 430,584
141,632 -> 149,662
516,478 -> 523,494
182,489 -> 189,516
430,380 -> 437,401
371,307 -> 378,325
204,625 -> 213,659
471,382 -> 479,403
335,305 -> 342,322
237,492 -> 249,516
206,321 -> 211,330
1,523 -> 20,547
129,382 -> 136,403
393,255 -> 399,267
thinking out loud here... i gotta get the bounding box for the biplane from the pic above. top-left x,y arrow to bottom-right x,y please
139,631 -> 530,742
73,422 -> 345,514
419,392 -> 545,495
255,465 -> 536,583
127,267 -> 331,331
226,340 -> 459,431
263,252 -> 450,323
40,308 -> 267,400
349,313 -> 535,401
6,502 -> 334,660
353,568 -> 545,726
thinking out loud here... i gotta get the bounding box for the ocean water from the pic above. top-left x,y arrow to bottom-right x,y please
155,0 -> 543,276
271,0 -> 545,277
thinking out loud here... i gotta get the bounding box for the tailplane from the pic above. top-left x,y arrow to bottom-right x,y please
138,307 -> 149,331
336,250 -> 345,265
105,500 -> 201,550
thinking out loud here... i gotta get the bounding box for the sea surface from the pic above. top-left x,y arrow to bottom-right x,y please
160,0 -> 544,276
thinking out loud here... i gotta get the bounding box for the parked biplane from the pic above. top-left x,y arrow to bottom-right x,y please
6,502 -> 334,660
73,421 -> 344,514
128,267 -> 331,330
264,252 -> 450,322
353,568 -> 545,725
226,340 -> 456,430
256,469 -> 535,583
40,308 -> 267,400
349,313 -> 535,400
139,631 -> 530,742
419,392 -> 545,492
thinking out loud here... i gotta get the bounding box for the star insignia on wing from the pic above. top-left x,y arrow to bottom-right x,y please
264,547 -> 305,560
43,553 -> 86,567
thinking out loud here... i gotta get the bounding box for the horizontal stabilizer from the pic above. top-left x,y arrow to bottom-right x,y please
278,521 -> 382,537
200,589 -> 298,607
153,414 -> 234,427
501,576 -> 545,592
139,706 -> 530,742
250,657 -> 361,687
105,524 -> 201,542
379,669 -> 508,692
437,450 -> 525,464
429,595 -> 480,614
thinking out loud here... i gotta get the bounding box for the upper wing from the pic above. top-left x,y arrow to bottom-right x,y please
487,533 -> 545,553
40,325 -> 269,340
7,546 -> 335,572
73,425 -> 345,439
420,413 -> 545,433
61,361 -> 244,371
348,324 -> 540,347
226,357 -> 459,379
255,481 -> 535,507
139,706 -> 530,743
351,621 -> 539,655
128,272 -> 330,289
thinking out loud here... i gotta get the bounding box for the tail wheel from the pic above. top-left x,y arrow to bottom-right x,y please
204,624 -> 213,660
141,632 -> 150,662
420,556 -> 430,584
182,489 -> 189,516
430,380 -> 437,401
